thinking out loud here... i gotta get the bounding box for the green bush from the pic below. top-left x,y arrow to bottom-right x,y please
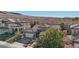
60,23 -> 65,31
37,28 -> 64,48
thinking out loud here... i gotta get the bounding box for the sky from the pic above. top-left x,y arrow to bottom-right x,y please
13,11 -> 79,17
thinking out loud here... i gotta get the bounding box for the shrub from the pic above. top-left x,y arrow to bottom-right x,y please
36,28 -> 64,48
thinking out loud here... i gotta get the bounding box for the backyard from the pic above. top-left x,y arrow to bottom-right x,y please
0,32 -> 15,41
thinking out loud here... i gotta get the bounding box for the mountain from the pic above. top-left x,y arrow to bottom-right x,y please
0,11 -> 26,18
0,11 -> 79,25
0,11 -> 22,15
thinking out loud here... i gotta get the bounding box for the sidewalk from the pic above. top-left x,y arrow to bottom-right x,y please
0,41 -> 25,48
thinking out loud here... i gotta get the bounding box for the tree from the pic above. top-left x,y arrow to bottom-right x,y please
60,23 -> 65,31
72,17 -> 79,21
75,17 -> 79,20
36,28 -> 64,48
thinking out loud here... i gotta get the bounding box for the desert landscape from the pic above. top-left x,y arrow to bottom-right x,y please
0,11 -> 79,48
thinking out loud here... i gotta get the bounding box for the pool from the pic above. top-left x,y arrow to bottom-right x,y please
18,37 -> 33,44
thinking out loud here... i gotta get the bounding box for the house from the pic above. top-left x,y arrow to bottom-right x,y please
32,24 -> 61,38
70,24 -> 79,48
8,19 -> 31,31
18,30 -> 36,44
0,20 -> 4,27
0,18 -> 31,32
0,19 -> 12,34
0,19 -> 8,27
0,27 -> 12,34
43,24 -> 61,31
63,24 -> 71,35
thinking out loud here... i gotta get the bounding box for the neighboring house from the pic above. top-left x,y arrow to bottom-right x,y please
8,18 -> 31,31
18,31 -> 36,44
41,24 -> 61,30
32,24 -> 39,32
70,24 -> 79,48
32,24 -> 61,38
0,19 -> 8,27
0,19 -> 12,34
0,28 -> 12,34
38,24 -> 61,32
0,21 -> 4,27
64,24 -> 71,35
0,18 -> 31,32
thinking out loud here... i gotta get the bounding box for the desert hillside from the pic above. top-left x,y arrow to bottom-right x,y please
0,11 -> 79,25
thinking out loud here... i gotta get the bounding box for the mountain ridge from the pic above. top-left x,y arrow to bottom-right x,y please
0,11 -> 79,25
